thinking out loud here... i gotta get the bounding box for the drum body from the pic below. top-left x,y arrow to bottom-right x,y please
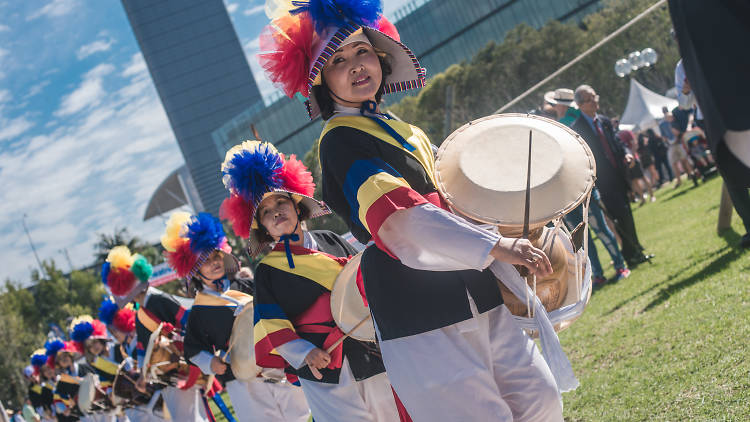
112,361 -> 155,408
436,113 -> 596,335
330,253 -> 376,342
228,298 -> 261,380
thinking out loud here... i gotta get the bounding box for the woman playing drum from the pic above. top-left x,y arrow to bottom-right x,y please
258,1 -> 563,420
220,141 -> 403,422
163,211 -> 310,422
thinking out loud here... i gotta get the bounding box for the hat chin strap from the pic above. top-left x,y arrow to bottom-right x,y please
278,193 -> 303,269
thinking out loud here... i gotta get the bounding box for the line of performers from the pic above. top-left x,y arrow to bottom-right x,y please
21,1 -> 581,420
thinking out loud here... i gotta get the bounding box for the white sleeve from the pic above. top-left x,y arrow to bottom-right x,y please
377,203 -> 500,271
275,339 -> 318,370
190,351 -> 216,375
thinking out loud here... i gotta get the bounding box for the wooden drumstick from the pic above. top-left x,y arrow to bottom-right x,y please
325,315 -> 372,354
299,314 -> 373,374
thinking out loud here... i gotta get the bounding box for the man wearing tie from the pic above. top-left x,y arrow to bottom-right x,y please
571,85 -> 652,267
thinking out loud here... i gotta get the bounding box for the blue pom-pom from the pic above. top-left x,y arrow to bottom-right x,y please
101,262 -> 111,285
294,0 -> 382,33
70,322 -> 94,343
31,353 -> 48,367
45,339 -> 65,356
224,143 -> 284,204
98,298 -> 119,325
187,213 -> 226,254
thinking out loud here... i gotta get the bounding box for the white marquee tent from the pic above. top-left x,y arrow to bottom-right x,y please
619,78 -> 678,132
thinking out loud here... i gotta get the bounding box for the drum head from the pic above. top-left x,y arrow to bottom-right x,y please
229,298 -> 261,380
330,253 -> 376,342
142,323 -> 163,378
77,373 -> 98,413
435,114 -> 596,231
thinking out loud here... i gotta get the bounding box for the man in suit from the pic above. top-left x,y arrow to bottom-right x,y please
571,85 -> 652,266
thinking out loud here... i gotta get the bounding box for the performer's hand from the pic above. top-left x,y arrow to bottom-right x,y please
304,348 -> 331,380
491,238 -> 553,277
211,357 -> 227,375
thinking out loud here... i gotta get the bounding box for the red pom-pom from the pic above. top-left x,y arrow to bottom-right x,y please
113,309 -> 136,334
220,195 -> 252,239
376,17 -> 400,42
71,341 -> 85,354
279,154 -> 315,197
258,14 -> 314,98
166,242 -> 198,278
107,268 -> 136,296
91,320 -> 107,338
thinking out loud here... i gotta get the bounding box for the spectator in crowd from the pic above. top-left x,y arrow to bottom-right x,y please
545,88 -> 580,126
650,123 -> 674,185
553,88 -> 629,285
637,133 -> 659,196
669,108 -> 700,187
571,85 -> 653,266
619,129 -> 654,204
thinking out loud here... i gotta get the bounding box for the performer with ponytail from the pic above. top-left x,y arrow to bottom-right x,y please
221,140 -> 402,421
258,1 -> 563,420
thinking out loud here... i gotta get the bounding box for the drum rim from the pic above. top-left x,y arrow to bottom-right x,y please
330,253 -> 376,342
435,113 -> 596,227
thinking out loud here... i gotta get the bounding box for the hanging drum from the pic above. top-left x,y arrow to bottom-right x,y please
435,113 -> 596,334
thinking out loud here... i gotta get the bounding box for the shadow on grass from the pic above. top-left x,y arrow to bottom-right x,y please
641,246 -> 745,312
603,247 -> 726,316
661,188 -> 692,202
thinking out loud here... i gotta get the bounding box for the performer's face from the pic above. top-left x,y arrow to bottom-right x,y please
199,250 -> 226,282
41,365 -> 54,380
86,339 -> 105,356
323,41 -> 382,106
257,195 -> 299,240
57,354 -> 72,369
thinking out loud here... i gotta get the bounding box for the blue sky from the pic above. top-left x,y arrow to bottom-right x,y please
0,0 -> 413,284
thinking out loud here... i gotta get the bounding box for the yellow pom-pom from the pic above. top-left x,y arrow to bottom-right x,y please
161,212 -> 192,252
69,315 -> 93,332
106,246 -> 135,270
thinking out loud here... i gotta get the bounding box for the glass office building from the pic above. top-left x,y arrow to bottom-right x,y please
121,0 -> 263,214
212,0 -> 603,162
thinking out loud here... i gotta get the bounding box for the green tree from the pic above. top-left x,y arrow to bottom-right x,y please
387,0 -> 679,142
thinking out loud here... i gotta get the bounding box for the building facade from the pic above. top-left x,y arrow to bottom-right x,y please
121,0 -> 263,214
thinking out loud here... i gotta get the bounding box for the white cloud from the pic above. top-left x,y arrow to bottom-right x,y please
0,53 -> 184,285
0,89 -> 10,104
55,63 -> 115,116
23,80 -> 51,99
243,4 -> 264,16
226,2 -> 239,14
0,115 -> 34,141
76,38 -> 114,60
121,53 -> 147,78
0,24 -> 10,32
27,0 -> 79,21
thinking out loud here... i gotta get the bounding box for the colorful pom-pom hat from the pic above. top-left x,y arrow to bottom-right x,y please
258,0 -> 425,119
69,315 -> 110,354
161,211 -> 239,285
30,349 -> 49,375
101,245 -> 153,305
44,337 -> 79,368
98,296 -> 137,335
219,140 -> 329,262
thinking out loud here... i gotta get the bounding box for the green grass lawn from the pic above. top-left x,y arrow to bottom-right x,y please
561,176 -> 749,421
207,177 -> 747,422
